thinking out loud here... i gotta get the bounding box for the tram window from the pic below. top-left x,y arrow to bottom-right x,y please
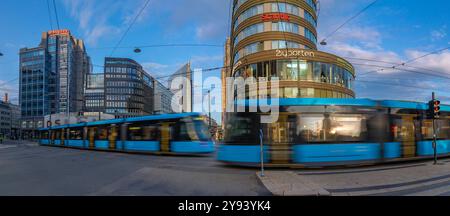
390,117 -> 416,142
174,122 -> 198,141
41,131 -> 49,139
55,130 -> 61,140
421,119 -> 450,140
127,124 -> 158,141
172,119 -> 211,142
96,126 -> 109,140
296,114 -> 369,143
224,114 -> 259,144
69,128 -> 83,140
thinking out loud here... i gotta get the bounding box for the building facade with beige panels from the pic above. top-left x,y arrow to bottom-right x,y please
227,0 -> 356,100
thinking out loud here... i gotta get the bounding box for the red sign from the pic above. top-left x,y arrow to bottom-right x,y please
261,13 -> 290,22
48,29 -> 70,36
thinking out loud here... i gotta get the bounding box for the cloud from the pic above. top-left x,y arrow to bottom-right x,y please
315,1 -> 450,103
61,0 -> 153,46
430,25 -> 447,41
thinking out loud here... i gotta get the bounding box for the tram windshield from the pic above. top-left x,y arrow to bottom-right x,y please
174,118 -> 211,142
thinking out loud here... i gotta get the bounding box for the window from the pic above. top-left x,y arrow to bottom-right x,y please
272,22 -> 299,34
277,60 -> 300,81
304,11 -> 317,27
421,119 -> 450,140
296,114 -> 369,143
96,126 -> 109,140
127,124 -> 158,141
305,28 -> 317,44
284,88 -> 299,98
234,23 -> 264,45
173,119 -> 211,141
69,128 -> 83,140
272,40 -> 301,49
271,2 -> 299,16
235,4 -> 264,29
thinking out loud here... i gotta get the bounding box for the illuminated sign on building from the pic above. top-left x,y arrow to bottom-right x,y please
276,49 -> 315,58
262,13 -> 290,22
48,29 -> 70,36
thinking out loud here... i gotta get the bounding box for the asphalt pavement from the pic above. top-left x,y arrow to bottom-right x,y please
0,141 -> 271,196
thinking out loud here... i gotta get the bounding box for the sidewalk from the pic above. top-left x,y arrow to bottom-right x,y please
257,159 -> 450,196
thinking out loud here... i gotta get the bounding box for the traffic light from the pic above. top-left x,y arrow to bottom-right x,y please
429,99 -> 441,119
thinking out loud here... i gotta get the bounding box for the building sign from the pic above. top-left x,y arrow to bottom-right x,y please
262,13 -> 290,22
48,29 -> 70,36
276,49 -> 315,58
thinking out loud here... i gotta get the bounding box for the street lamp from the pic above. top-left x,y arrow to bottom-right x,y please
134,48 -> 142,53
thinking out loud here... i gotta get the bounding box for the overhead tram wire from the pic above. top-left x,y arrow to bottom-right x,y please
52,0 -> 60,29
320,0 -> 378,45
357,46 -> 450,76
110,0 -> 152,57
347,56 -> 450,77
352,63 -> 450,81
356,80 -> 448,94
46,0 -> 54,30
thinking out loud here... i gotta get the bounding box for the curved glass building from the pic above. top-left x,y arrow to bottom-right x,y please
229,0 -> 355,99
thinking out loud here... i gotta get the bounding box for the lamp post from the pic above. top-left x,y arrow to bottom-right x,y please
207,89 -> 211,128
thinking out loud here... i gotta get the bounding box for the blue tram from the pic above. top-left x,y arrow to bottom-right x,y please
39,113 -> 215,155
218,99 -> 450,167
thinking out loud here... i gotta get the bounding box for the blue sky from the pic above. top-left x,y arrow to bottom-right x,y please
0,0 -> 449,109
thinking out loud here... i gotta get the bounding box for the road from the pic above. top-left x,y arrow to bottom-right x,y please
0,141 -> 271,196
3,140 -> 450,196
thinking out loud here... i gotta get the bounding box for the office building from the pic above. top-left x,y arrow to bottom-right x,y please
104,57 -> 154,118
168,62 -> 193,113
153,79 -> 174,114
19,29 -> 91,137
227,0 -> 355,100
84,73 -> 105,113
0,94 -> 21,139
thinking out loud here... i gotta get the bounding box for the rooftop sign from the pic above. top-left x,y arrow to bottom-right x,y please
48,29 -> 70,36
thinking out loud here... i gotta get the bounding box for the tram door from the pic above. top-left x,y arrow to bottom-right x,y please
88,127 -> 96,148
160,123 -> 171,152
269,114 -> 294,164
400,115 -> 416,158
61,129 -> 66,146
108,125 -> 118,150
50,130 -> 55,145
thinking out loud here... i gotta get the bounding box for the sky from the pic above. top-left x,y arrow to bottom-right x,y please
0,0 -> 449,113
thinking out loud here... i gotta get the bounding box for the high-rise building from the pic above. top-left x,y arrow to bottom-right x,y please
104,57 -> 154,118
168,62 -> 193,113
19,29 -> 91,138
221,38 -> 232,126
153,79 -> 174,114
227,0 -> 355,99
84,73 -> 105,113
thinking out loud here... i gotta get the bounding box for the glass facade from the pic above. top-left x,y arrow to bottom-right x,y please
234,22 -> 316,47
19,48 -> 48,117
234,59 -> 354,89
234,1 -> 317,29
85,74 -> 105,112
229,0 -> 354,101
104,58 -> 154,118
19,30 -> 91,138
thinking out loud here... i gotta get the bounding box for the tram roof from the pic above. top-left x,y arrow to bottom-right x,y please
236,98 -> 450,111
237,98 -> 378,107
124,112 -> 203,123
39,112 -> 204,130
